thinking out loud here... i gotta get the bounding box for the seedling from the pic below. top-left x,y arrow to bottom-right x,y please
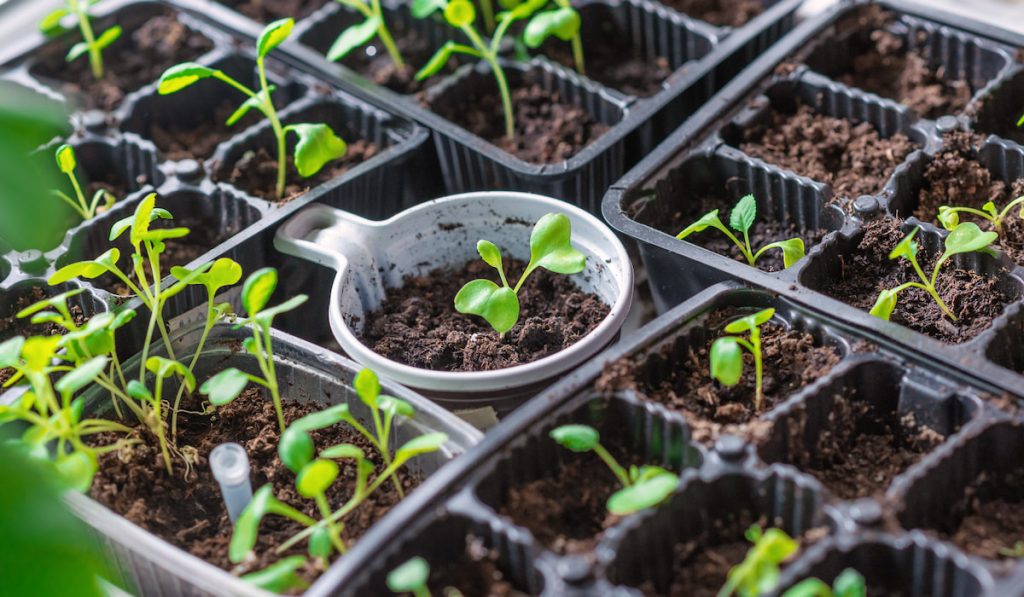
549,424 -> 678,515
200,268 -> 308,433
157,19 -> 347,199
325,0 -> 405,70
228,401 -> 448,592
52,144 -> 116,221
869,223 -> 997,322
781,568 -> 867,597
938,195 -> 1024,237
414,0 -> 547,139
710,308 -> 774,413
677,194 -> 805,269
998,542 -> 1024,558
523,0 -> 584,75
718,524 -> 798,597
40,0 -> 122,80
455,212 -> 586,335
387,557 -> 431,597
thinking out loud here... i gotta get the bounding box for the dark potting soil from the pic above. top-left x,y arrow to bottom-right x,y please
821,218 -> 1012,343
657,0 -> 764,28
497,444 -> 639,554
542,36 -> 673,98
339,24 -> 450,95
738,104 -> 917,200
216,139 -> 379,202
930,470 -> 1024,567
913,131 -> 1024,266
362,259 -> 609,372
665,194 -> 828,272
428,536 -> 528,596
772,392 -> 945,500
215,0 -> 325,22
0,286 -> 86,385
595,307 -> 841,444
147,99 -> 265,161
89,387 -> 421,585
428,81 -> 609,164
33,13 -> 213,111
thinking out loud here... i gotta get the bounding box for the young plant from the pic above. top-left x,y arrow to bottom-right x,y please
157,19 -> 347,199
676,194 -> 806,269
549,424 -> 678,516
781,569 -> 867,597
454,212 -> 586,335
52,144 -> 116,221
413,0 -> 546,139
718,524 -> 798,597
523,0 -> 584,75
200,268 -> 308,433
325,0 -> 405,71
999,542 -> 1024,558
387,557 -> 432,597
938,195 -> 1024,237
228,403 -> 448,592
709,308 -> 774,413
40,0 -> 122,80
869,223 -> 997,322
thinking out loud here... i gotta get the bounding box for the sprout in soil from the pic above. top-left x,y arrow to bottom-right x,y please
549,424 -> 679,515
676,194 -> 805,269
325,0 -> 406,70
52,144 -> 116,221
710,307 -> 774,413
938,195 -> 1024,237
999,542 -> 1024,558
48,194 -> 242,474
869,223 -> 997,322
200,267 -> 308,434
40,0 -> 122,80
157,18 -> 348,199
413,0 -> 548,140
718,524 -> 798,597
387,557 -> 432,597
781,568 -> 867,597
228,399 -> 448,592
455,212 -> 586,335
523,0 -> 585,75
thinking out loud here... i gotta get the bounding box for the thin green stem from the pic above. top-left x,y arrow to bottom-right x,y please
153,376 -> 173,475
256,57 -> 288,199
592,443 -> 631,487
750,328 -> 763,412
67,171 -> 88,216
480,0 -> 495,33
570,34 -> 586,76
172,305 -> 216,439
463,24 -> 514,140
72,0 -> 103,79
315,494 -> 348,555
257,325 -> 286,432
371,0 -> 405,68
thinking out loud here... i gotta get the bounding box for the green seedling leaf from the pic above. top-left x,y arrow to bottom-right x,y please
49,248 -> 120,284
158,62 -> 218,94
225,86 -> 275,127
524,7 -> 580,46
379,395 -> 414,418
55,144 -> 76,174
724,526 -> 799,597
258,18 -> 295,58
676,210 -> 724,240
889,228 -> 919,261
444,0 -> 476,27
870,288 -> 899,321
321,443 -> 365,460
937,207 -> 959,231
145,356 -> 196,392
477,240 -> 504,273
40,8 -> 70,35
530,213 -> 586,274
729,194 -> 757,233
199,368 -> 250,406
252,295 -> 309,328
944,222 -> 998,256
16,288 -> 85,319
308,526 -> 333,558
327,16 -> 382,62
130,194 -> 157,248
549,424 -> 599,452
291,403 -> 351,432
833,569 -> 867,597
231,485 -> 275,562
710,337 -> 743,387
0,337 -> 25,369
93,26 -> 122,51
55,451 -> 97,493
66,42 -> 90,63
416,41 -> 459,81
387,557 -> 431,593
607,471 -> 678,515
286,123 -> 347,178
30,312 -> 63,326
411,0 -> 446,18
55,356 -> 109,396
454,279 -> 519,334
242,267 -> 277,315
126,379 -> 154,405
396,432 -> 448,461
22,336 -> 60,371
241,556 -> 309,593
723,308 -> 775,334
766,238 -> 805,268
279,428 -> 315,474
982,201 -> 999,218
171,258 -> 243,295
354,368 -> 381,406
296,459 -> 339,498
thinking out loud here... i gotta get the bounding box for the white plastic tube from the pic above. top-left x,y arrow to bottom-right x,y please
209,443 -> 252,523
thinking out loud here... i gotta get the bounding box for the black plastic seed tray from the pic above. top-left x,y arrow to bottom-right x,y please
294,281 -> 1023,596
602,0 -> 1024,404
0,0 -> 438,355
192,0 -> 805,214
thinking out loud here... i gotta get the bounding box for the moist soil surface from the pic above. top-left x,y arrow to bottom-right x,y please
33,13 -> 213,111
0,286 -> 87,385
820,218 -> 1012,343
216,139 -> 379,202
932,470 -> 1024,569
216,0 -> 325,22
913,131 -> 1024,266
362,258 -> 609,372
428,80 -> 609,164
337,23 -> 450,95
497,444 -> 639,554
146,99 -> 265,161
770,392 -> 945,500
428,536 -> 528,596
89,387 -> 421,586
665,194 -> 829,272
542,34 -> 673,98
738,104 -> 917,200
657,0 -> 764,28
595,307 -> 841,444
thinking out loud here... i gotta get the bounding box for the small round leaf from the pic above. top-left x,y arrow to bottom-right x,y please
444,0 -> 476,27
710,337 -> 743,387
279,428 -> 315,474
296,459 -> 339,498
549,424 -> 599,452
242,267 -> 278,315
387,557 -> 431,593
